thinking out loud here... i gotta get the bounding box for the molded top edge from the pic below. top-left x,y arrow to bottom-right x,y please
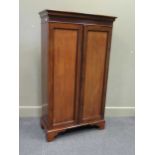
39,9 -> 117,22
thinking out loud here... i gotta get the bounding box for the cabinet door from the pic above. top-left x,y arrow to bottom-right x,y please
48,23 -> 82,127
80,25 -> 112,123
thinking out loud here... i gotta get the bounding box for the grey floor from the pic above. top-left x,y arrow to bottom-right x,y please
19,117 -> 135,155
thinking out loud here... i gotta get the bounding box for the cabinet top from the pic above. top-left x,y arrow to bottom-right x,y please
39,10 -> 116,23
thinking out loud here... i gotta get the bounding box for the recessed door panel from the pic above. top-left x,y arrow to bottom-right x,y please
49,23 -> 82,127
81,25 -> 111,122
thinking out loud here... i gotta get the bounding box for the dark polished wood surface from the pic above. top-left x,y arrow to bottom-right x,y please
39,10 -> 116,142
39,10 -> 116,25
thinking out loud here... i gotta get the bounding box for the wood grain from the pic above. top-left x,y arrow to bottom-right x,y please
48,23 -> 83,127
39,10 -> 116,141
53,29 -> 77,125
81,29 -> 108,122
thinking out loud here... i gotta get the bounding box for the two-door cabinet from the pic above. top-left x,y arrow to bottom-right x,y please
39,10 -> 116,142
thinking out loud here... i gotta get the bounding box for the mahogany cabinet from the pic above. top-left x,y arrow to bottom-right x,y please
39,10 -> 116,142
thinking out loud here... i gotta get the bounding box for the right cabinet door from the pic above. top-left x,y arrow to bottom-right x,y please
80,25 -> 112,123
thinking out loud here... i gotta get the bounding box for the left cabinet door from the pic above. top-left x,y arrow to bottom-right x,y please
48,23 -> 83,128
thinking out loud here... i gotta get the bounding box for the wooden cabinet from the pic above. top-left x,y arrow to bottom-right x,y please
39,10 -> 116,141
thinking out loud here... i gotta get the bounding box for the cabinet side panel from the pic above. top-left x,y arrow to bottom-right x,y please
53,29 -> 78,125
41,23 -> 48,117
82,31 -> 108,121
